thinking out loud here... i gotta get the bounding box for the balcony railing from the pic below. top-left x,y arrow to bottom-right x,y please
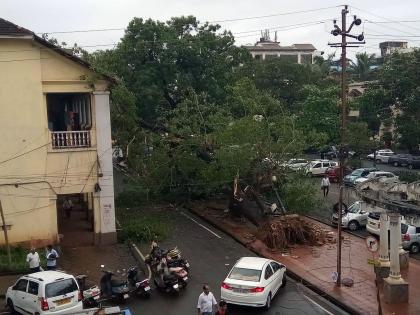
51,130 -> 91,149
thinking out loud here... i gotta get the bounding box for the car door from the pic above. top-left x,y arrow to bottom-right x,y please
263,263 -> 275,296
311,163 -> 322,175
25,281 -> 40,314
270,262 -> 283,293
321,162 -> 330,174
11,279 -> 28,313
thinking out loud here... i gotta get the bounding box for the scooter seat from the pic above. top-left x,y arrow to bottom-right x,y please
111,280 -> 126,287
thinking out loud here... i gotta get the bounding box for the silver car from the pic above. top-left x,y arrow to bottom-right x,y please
331,201 -> 368,231
402,224 -> 420,254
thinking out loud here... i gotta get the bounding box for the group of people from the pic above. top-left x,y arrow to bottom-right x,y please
26,245 -> 59,273
197,285 -> 228,315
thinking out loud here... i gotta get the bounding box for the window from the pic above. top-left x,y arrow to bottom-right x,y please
264,265 -> 274,280
322,162 -> 330,168
254,54 -> 262,60
280,54 -> 298,63
416,227 -> 420,234
265,54 -> 278,59
401,223 -> 408,234
28,281 -> 39,295
301,54 -> 313,64
270,262 -> 281,273
313,163 -> 321,168
45,279 -> 78,298
228,268 -> 261,282
15,279 -> 28,292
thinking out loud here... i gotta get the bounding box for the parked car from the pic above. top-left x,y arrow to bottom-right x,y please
281,158 -> 308,171
6,271 -> 83,315
320,145 -> 355,160
354,171 -> 398,185
366,151 -> 394,164
306,160 -> 339,176
407,156 -> 420,169
326,166 -> 352,183
402,224 -> 420,254
367,213 -> 420,253
344,168 -> 377,186
331,201 -> 368,231
388,154 -> 413,167
221,257 -> 286,310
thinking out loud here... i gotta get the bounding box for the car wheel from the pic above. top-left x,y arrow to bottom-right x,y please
280,274 -> 287,288
264,293 -> 272,310
410,243 -> 420,254
408,164 -> 414,170
348,220 -> 360,231
393,162 -> 399,167
7,299 -> 17,314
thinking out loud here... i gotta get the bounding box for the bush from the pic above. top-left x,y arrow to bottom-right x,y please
395,170 -> 420,183
116,208 -> 171,243
115,187 -> 150,208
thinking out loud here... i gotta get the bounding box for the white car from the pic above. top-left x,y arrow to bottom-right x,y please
354,171 -> 398,185
366,213 -> 407,236
305,160 -> 338,176
331,201 -> 368,231
282,158 -> 308,171
6,271 -> 83,315
367,149 -> 394,162
221,257 -> 286,309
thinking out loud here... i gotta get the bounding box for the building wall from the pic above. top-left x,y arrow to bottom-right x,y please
0,38 -> 115,246
249,50 -> 313,64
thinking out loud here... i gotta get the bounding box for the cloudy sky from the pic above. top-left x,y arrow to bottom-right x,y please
2,0 -> 420,59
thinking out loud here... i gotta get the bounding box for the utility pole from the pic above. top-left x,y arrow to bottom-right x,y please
0,200 -> 12,267
329,5 -> 365,286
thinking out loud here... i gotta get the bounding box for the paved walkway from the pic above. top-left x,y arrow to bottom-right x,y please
188,200 -> 420,315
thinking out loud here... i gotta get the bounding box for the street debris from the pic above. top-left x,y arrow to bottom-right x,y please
256,215 -> 334,251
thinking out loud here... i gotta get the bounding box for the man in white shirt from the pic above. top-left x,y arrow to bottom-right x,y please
321,174 -> 331,197
26,248 -> 40,273
46,245 -> 59,270
197,284 -> 217,315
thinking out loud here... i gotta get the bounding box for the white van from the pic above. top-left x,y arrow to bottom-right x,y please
6,271 -> 83,315
305,160 -> 338,176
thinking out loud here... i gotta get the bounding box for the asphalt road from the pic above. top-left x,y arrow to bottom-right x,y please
124,209 -> 349,315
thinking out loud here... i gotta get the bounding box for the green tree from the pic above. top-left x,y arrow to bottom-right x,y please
349,52 -> 376,81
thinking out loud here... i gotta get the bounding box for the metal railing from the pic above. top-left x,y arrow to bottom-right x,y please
51,130 -> 91,149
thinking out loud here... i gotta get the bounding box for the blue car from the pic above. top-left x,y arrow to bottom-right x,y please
344,168 -> 377,186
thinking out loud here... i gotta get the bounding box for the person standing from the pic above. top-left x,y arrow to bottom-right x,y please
321,174 -> 331,197
46,245 -> 59,270
26,248 -> 40,273
215,300 -> 228,315
197,284 -> 217,315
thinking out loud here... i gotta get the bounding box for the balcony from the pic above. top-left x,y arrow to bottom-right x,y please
51,130 -> 91,149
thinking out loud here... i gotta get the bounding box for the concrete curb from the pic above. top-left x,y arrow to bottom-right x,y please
183,205 -> 363,315
128,241 -> 151,281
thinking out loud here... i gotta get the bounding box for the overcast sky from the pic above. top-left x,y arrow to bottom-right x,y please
2,0 -> 420,60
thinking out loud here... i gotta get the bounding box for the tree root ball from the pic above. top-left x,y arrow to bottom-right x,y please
256,215 -> 328,250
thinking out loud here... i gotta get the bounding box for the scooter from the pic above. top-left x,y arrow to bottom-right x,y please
152,258 -> 181,294
100,268 -> 130,303
75,274 -> 101,308
168,264 -> 189,288
126,266 -> 152,298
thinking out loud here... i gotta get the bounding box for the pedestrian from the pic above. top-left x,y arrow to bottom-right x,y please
26,247 -> 40,273
321,174 -> 330,197
215,300 -> 228,315
63,197 -> 73,218
197,284 -> 217,315
45,245 -> 59,270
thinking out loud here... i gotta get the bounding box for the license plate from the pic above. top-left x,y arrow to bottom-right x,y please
183,276 -> 188,281
123,294 -> 129,299
144,286 -> 151,291
233,288 -> 248,293
56,297 -> 71,306
185,263 -> 190,268
173,284 -> 179,289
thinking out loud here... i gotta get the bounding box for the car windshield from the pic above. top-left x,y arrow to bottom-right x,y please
347,203 -> 360,213
228,267 -> 261,282
351,169 -> 363,176
45,279 -> 78,298
401,223 -> 409,234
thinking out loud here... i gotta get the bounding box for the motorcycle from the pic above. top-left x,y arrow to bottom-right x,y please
168,264 -> 189,288
151,258 -> 181,294
126,266 -> 152,298
99,267 -> 130,303
147,244 -> 191,273
75,274 -> 101,308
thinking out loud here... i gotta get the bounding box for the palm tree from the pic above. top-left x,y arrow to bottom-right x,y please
313,53 -> 335,75
350,52 -> 376,81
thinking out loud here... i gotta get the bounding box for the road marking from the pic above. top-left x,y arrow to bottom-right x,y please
304,294 -> 335,315
180,211 -> 222,239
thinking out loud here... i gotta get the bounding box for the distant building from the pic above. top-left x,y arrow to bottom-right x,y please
243,30 -> 316,64
379,41 -> 412,57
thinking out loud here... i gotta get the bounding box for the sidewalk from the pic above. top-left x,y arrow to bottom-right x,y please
187,200 -> 420,315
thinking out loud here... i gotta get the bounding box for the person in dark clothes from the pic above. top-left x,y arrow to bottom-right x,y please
215,300 -> 228,315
